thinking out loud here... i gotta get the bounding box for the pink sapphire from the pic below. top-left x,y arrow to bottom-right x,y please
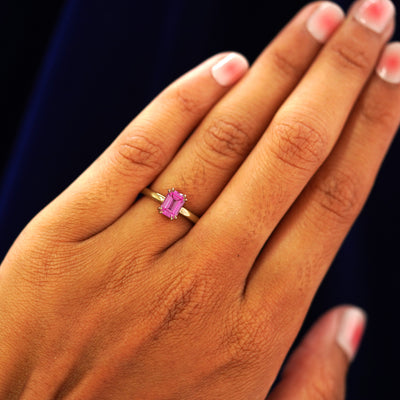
159,189 -> 186,220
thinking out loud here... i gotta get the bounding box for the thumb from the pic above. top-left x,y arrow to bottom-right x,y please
268,305 -> 367,400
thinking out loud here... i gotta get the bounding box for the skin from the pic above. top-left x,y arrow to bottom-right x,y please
0,1 -> 399,398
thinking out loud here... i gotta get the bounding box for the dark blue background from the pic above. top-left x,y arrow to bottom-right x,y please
1,1 -> 399,398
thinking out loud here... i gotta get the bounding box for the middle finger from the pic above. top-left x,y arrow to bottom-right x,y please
127,2 -> 345,244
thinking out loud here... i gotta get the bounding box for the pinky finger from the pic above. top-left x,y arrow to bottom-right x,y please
32,52 -> 249,241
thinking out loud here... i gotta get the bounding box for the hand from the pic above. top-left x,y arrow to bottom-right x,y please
0,0 -> 398,398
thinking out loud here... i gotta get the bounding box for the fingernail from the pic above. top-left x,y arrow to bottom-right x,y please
336,307 -> 367,362
211,53 -> 249,87
355,0 -> 395,34
376,42 -> 400,83
307,2 -> 345,43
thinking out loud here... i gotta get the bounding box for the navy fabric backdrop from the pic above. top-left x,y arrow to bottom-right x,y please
1,1 -> 399,398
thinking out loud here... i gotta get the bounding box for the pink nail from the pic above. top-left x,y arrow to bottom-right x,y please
376,42 -> 400,84
355,0 -> 395,34
336,307 -> 367,362
211,53 -> 249,87
307,2 -> 345,43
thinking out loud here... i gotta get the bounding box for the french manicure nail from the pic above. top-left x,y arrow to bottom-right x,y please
211,53 -> 249,87
355,0 -> 395,34
376,42 -> 400,84
307,2 -> 345,43
336,307 -> 367,362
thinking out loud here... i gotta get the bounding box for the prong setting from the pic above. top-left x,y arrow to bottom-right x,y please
158,188 -> 187,221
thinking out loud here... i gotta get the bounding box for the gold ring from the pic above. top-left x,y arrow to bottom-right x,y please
140,187 -> 199,224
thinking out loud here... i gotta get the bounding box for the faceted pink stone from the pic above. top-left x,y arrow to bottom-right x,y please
160,189 -> 186,220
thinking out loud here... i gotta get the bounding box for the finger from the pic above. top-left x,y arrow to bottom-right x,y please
268,306 -> 367,400
182,0 -> 395,287
245,42 -> 400,313
127,1 -> 345,247
33,52 -> 249,241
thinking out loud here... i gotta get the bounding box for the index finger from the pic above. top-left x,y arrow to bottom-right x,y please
30,52 -> 248,241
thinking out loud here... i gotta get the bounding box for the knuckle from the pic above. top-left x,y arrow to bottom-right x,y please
218,312 -> 268,367
157,282 -> 197,331
329,39 -> 371,73
15,239 -> 79,287
97,249 -> 150,296
269,47 -> 302,77
168,85 -> 202,115
312,169 -> 362,223
201,115 -> 251,165
113,132 -> 165,176
269,117 -> 328,172
150,268 -> 212,334
359,97 -> 397,130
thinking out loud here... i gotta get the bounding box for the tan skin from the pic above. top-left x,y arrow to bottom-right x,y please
1,1 -> 399,398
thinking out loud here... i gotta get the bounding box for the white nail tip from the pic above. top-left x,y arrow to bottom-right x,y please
355,0 -> 395,34
306,2 -> 345,43
211,52 -> 249,87
336,307 -> 367,362
376,42 -> 400,84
